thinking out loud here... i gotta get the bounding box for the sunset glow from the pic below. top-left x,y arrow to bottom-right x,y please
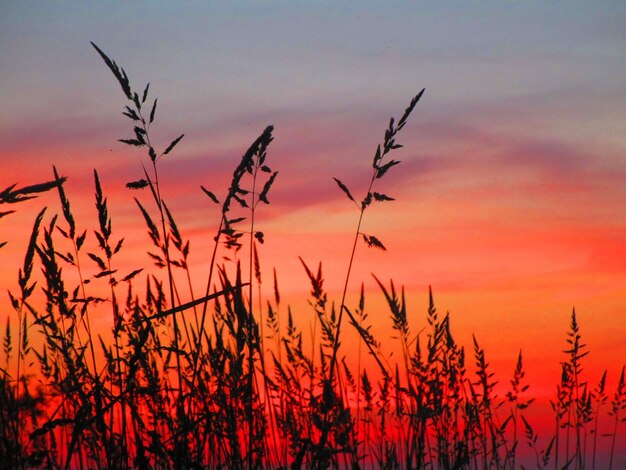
2,2 -> 625,468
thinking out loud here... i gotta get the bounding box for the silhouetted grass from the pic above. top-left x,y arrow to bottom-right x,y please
0,43 -> 624,469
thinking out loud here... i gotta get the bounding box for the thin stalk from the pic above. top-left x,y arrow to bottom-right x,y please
512,407 -> 518,470
591,371 -> 607,470
246,164 -> 258,470
328,198 -> 369,383
356,333 -> 362,467
144,129 -> 187,462
555,404 -> 560,470
608,366 -> 625,470
188,215 -> 224,399
14,305 -> 24,463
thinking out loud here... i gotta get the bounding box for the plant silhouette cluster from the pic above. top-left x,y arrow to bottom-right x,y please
0,44 -> 624,469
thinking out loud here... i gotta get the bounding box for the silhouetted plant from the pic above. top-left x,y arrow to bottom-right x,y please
0,178 -> 65,249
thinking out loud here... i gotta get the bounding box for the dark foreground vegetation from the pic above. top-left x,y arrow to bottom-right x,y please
1,44 -> 624,469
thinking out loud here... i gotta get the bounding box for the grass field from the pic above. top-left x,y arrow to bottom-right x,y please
1,43 -> 624,470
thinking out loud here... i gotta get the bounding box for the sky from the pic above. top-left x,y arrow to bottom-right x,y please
1,1 -> 626,407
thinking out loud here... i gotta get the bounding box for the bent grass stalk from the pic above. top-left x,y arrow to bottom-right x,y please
317,90 -> 424,457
